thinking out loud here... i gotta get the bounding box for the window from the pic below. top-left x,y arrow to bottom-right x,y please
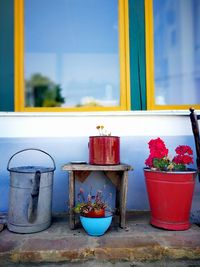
145,0 -> 200,110
15,0 -> 130,112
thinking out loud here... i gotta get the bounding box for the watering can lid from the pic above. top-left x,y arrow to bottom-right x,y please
8,166 -> 54,173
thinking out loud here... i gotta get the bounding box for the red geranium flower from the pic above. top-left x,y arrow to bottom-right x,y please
175,145 -> 193,155
145,155 -> 154,168
145,137 -> 194,171
173,154 -> 194,165
148,138 -> 168,160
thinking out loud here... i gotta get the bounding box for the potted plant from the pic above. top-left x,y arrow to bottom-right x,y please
74,188 -> 113,236
89,125 -> 120,165
144,137 -> 197,230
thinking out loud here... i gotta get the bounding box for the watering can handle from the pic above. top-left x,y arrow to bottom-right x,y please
7,148 -> 56,171
27,170 -> 41,223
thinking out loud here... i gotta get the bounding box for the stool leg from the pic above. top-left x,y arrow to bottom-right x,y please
115,187 -> 120,215
120,171 -> 128,228
69,171 -> 75,230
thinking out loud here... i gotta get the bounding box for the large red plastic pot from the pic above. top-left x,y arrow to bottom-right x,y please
89,136 -> 120,165
144,168 -> 197,230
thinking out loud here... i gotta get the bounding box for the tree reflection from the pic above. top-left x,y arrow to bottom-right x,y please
25,73 -> 65,107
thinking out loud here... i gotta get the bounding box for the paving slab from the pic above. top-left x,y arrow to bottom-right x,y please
0,212 -> 200,265
0,224 -> 4,232
3,259 -> 200,267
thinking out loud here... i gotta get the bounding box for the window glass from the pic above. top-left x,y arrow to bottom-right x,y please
153,0 -> 200,105
24,0 -> 120,108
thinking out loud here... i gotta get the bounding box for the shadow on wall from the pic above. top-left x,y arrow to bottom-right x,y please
0,135 -> 199,213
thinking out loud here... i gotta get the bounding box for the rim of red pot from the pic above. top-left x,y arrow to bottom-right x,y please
143,167 -> 197,174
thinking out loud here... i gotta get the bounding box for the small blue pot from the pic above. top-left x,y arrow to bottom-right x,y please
80,212 -> 112,236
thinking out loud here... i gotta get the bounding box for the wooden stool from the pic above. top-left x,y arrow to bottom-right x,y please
62,163 -> 133,229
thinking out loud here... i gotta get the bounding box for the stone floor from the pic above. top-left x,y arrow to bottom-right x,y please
3,260 -> 200,267
1,212 -> 200,266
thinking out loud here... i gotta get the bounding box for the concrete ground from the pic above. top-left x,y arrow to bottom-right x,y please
1,212 -> 200,266
3,260 -> 200,267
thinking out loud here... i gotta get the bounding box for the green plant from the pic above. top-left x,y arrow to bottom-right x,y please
74,187 -> 112,216
145,137 -> 194,171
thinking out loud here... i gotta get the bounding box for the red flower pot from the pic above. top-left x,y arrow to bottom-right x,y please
85,209 -> 105,218
89,136 -> 120,165
144,168 -> 197,230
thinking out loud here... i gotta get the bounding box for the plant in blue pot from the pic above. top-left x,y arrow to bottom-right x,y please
74,188 -> 113,236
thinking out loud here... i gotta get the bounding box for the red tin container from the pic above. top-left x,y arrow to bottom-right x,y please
89,136 -> 120,165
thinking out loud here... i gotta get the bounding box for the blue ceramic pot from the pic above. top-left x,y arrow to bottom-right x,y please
80,212 -> 112,236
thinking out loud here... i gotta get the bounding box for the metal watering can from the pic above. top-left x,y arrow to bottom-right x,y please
7,148 -> 56,233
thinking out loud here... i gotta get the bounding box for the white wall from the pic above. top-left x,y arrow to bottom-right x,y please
0,110 -> 194,138
0,110 -> 199,213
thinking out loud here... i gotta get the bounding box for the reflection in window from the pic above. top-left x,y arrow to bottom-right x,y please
24,0 -> 120,108
153,0 -> 200,105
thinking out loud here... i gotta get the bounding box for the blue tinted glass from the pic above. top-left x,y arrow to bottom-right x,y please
25,0 -> 120,107
153,0 -> 200,105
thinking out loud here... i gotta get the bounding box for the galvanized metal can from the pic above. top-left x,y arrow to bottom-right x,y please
7,149 -> 56,233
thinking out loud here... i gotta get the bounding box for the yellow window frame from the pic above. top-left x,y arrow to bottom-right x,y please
14,0 -> 131,112
145,0 -> 200,110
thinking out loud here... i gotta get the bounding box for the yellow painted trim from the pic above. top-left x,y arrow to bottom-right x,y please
15,0 -> 130,112
22,106 -> 126,112
118,0 -> 131,110
143,104 -> 200,111
145,0 -> 200,110
145,0 -> 155,110
14,0 -> 24,111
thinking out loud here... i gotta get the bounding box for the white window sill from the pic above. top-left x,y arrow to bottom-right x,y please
0,110 -> 199,118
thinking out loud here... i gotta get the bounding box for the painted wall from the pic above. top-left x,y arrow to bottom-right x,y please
0,111 -> 199,213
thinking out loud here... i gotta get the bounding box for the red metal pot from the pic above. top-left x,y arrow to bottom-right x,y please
144,168 -> 197,230
85,209 -> 105,218
89,136 -> 120,165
